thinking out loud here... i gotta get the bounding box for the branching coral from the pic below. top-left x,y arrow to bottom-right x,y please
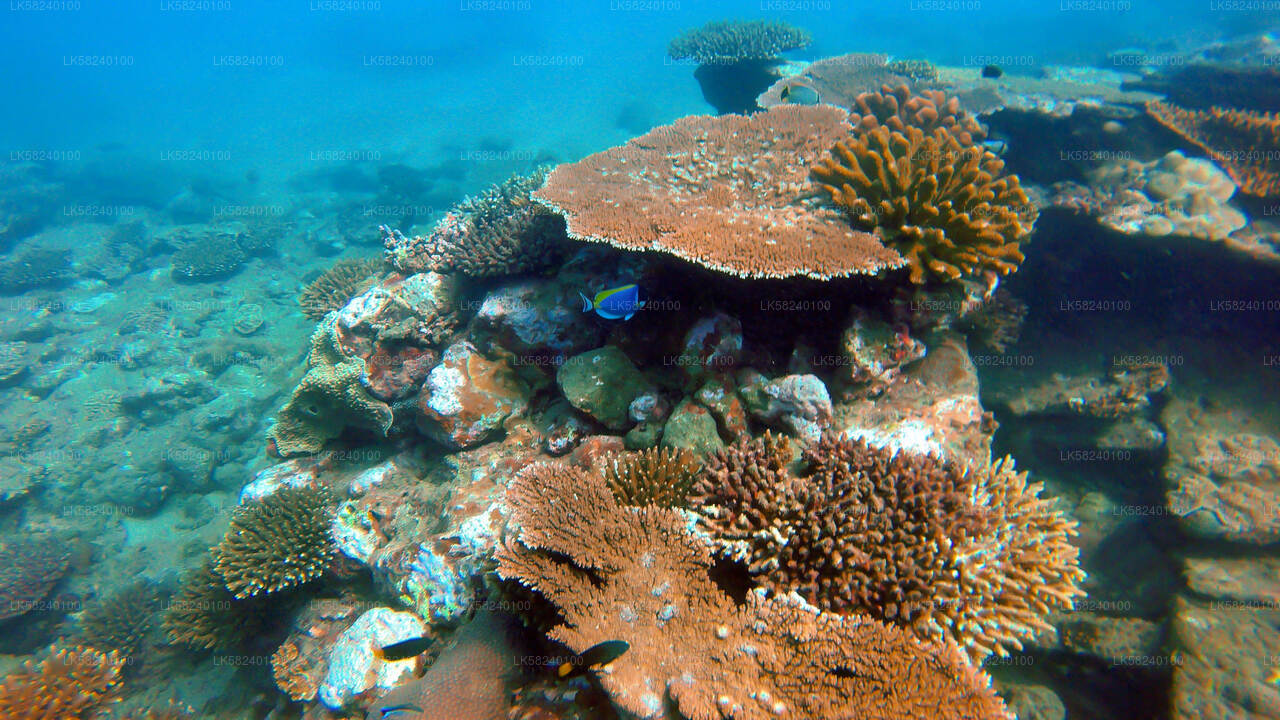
299,258 -> 382,320
1147,100 -> 1280,197
667,20 -> 811,64
691,434 -> 1085,663
385,167 -> 567,278
213,486 -> 336,599
848,84 -> 987,146
811,124 -> 1035,284
79,582 -> 158,660
162,559 -> 271,651
601,446 -> 701,509
0,645 -> 125,719
497,462 -> 1010,720
0,537 -> 70,620
534,105 -> 904,280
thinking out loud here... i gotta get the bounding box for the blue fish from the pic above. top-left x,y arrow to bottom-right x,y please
580,284 -> 645,320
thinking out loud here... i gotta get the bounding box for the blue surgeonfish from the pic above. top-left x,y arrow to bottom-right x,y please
580,284 -> 645,320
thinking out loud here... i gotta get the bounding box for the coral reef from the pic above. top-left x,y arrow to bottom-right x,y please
169,230 -> 249,281
847,84 -> 987,146
1147,100 -> 1280,196
78,582 -> 158,660
161,559 -> 271,651
299,257 -> 383,320
691,434 -> 1085,662
936,65 -> 1160,119
887,58 -> 939,83
667,20 -> 811,64
496,462 -> 1010,720
757,53 -> 912,111
415,340 -> 530,449
384,167 -> 567,278
214,485 -> 336,599
992,361 -> 1169,419
0,645 -> 125,720
0,246 -> 72,293
0,537 -> 70,620
811,123 -> 1036,284
601,446 -> 701,509
534,105 -> 904,279
959,288 -> 1027,353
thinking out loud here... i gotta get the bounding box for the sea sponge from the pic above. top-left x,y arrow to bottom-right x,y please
213,486 -> 336,599
162,558 -> 272,651
601,446 -> 701,509
266,318 -> 394,456
691,434 -> 1085,663
0,536 -> 71,621
811,124 -> 1035,284
667,20 -> 811,64
384,167 -> 567,278
78,581 -> 158,660
298,257 -> 382,320
0,645 -> 125,720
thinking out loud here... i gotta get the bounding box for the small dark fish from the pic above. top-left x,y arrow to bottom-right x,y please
373,636 -> 433,662
981,64 -> 1003,79
780,83 -> 821,105
376,704 -> 424,719
556,640 -> 630,679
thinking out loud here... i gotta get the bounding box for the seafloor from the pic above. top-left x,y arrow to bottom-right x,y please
1,19 -> 1279,720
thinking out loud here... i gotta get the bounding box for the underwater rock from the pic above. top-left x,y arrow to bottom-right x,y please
1169,595 -> 1280,720
335,271 -> 459,355
415,340 -> 529,449
239,453 -> 332,503
738,370 -> 833,442
676,311 -> 743,382
317,607 -> 426,710
694,377 -> 750,442
118,371 -> 219,424
660,398 -> 725,455
1002,685 -> 1066,720
1184,556 -> 1280,606
556,346 -> 650,431
0,341 -> 30,386
272,599 -> 364,703
538,401 -> 593,456
471,280 -> 605,363
1035,611 -> 1163,665
836,310 -> 926,398
990,362 -> 1169,419
1096,417 -> 1166,454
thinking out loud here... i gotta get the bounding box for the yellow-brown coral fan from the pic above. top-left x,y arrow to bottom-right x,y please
1146,100 -> 1280,197
79,582 -> 158,660
811,124 -> 1036,284
298,257 -> 382,320
601,446 -> 701,509
497,463 -> 1010,720
690,434 -> 1085,663
163,558 -> 270,651
213,486 -> 336,599
0,645 -> 125,719
849,84 -> 987,146
534,105 -> 905,280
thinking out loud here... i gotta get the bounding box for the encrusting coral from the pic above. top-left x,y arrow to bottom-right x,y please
690,433 -> 1085,663
79,581 -> 159,660
497,462 -> 1011,720
667,20 -> 811,64
811,122 -> 1036,284
213,485 -> 336,599
299,257 -> 382,320
162,558 -> 271,651
533,105 -> 905,280
1147,99 -> 1280,197
385,167 -> 568,278
601,446 -> 702,509
0,645 -> 126,719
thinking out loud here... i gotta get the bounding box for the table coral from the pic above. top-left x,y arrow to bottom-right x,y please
214,485 -> 336,599
497,462 -> 1010,720
0,645 -> 125,720
1147,100 -> 1280,197
667,20 -> 810,65
533,105 -> 904,280
757,53 -> 912,111
811,123 -> 1036,284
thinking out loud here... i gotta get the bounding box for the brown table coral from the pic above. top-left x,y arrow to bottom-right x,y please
1147,100 -> 1280,197
497,463 -> 1010,720
533,105 -> 905,280
756,53 -> 913,111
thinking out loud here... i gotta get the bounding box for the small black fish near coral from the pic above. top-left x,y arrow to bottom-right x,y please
373,636 -> 434,662
981,64 -> 1003,79
554,640 -> 630,679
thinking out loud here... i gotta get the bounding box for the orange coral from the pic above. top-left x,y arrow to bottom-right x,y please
1147,100 -> 1280,197
849,84 -> 987,146
0,645 -> 125,719
271,640 -> 319,701
533,105 -> 904,280
496,463 -> 1010,720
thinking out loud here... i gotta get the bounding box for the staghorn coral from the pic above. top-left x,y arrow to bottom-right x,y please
601,446 -> 701,509
1147,100 -> 1280,197
534,105 -> 904,280
811,124 -> 1036,284
667,20 -> 810,64
299,257 -> 382,320
162,558 -> 271,651
213,485 -> 336,599
385,167 -> 567,278
0,537 -> 70,620
691,434 -> 1085,663
497,462 -> 1010,720
848,84 -> 987,146
79,582 -> 158,660
0,645 -> 125,719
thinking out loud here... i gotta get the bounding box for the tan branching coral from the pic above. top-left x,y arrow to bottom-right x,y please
0,645 -> 125,719
0,537 -> 70,620
213,486 -> 336,599
1147,100 -> 1280,197
848,84 -> 987,146
271,640 -> 319,701
811,124 -> 1035,284
79,582 -> 158,660
667,20 -> 811,64
534,105 -> 904,280
298,258 -> 382,320
691,434 -> 1085,663
162,559 -> 270,651
497,462 -> 1010,720
601,446 -> 701,509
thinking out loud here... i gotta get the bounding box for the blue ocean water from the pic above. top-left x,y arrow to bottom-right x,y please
0,2 -> 1278,719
